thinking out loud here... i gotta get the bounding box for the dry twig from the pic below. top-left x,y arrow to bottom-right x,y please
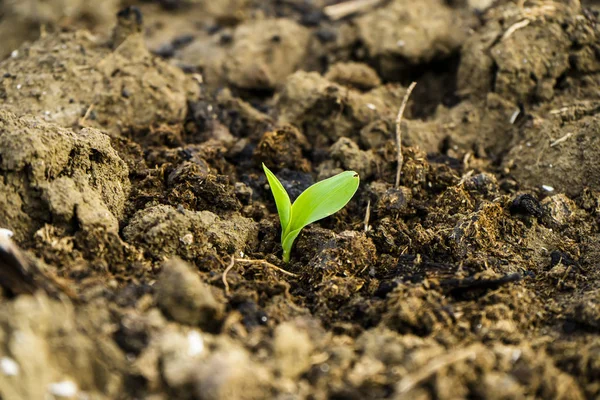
502,19 -> 530,40
550,132 -> 573,147
364,200 -> 371,232
79,104 -> 95,127
222,256 -> 236,296
395,82 -> 417,188
323,0 -> 383,20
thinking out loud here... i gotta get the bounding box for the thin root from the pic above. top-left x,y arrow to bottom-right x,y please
395,82 -> 417,188
235,258 -> 298,277
502,19 -> 530,40
222,256 -> 236,296
550,132 -> 573,147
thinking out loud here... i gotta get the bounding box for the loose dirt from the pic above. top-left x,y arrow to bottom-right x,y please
1,1 -> 599,399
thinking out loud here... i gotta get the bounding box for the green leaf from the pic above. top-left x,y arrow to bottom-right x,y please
262,163 -> 292,232
288,171 -> 359,234
263,165 -> 360,263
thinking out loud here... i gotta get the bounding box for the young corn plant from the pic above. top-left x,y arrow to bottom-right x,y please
263,163 -> 359,262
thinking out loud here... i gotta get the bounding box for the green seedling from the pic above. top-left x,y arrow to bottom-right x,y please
262,163 -> 359,262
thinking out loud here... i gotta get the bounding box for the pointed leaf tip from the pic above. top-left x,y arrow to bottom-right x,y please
262,163 -> 292,233
289,170 -> 359,233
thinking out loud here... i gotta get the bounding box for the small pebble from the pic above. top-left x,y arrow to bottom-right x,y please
511,349 -> 522,362
0,357 -> 19,376
180,233 -> 194,246
187,331 -> 204,356
48,380 -> 78,398
0,228 -> 14,240
542,185 -> 554,192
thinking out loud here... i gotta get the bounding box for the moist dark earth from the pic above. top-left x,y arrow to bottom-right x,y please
0,0 -> 600,399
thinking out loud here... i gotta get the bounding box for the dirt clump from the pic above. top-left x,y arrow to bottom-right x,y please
295,228 -> 377,281
356,0 -> 469,79
254,125 -> 311,172
166,161 -> 243,213
369,182 -> 413,217
135,328 -> 273,400
383,284 -> 453,336
273,320 -> 314,379
0,294 -> 125,400
275,71 -> 407,147
458,1 -> 592,103
0,29 -> 197,135
504,113 -> 600,197
0,0 -> 120,59
178,18 -> 311,90
156,258 -> 224,329
412,93 -> 519,158
0,110 -> 129,242
192,341 -> 273,400
123,204 -> 258,262
328,137 -> 378,180
325,62 -> 382,91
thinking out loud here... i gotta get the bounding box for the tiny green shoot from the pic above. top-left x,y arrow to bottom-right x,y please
262,163 -> 359,262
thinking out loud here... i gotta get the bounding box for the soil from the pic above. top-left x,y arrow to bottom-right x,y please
0,0 -> 600,399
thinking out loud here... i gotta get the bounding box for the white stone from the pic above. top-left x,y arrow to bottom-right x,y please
542,185 -> 554,192
0,228 -> 14,240
187,331 -> 204,357
1,357 -> 19,376
48,380 -> 78,398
